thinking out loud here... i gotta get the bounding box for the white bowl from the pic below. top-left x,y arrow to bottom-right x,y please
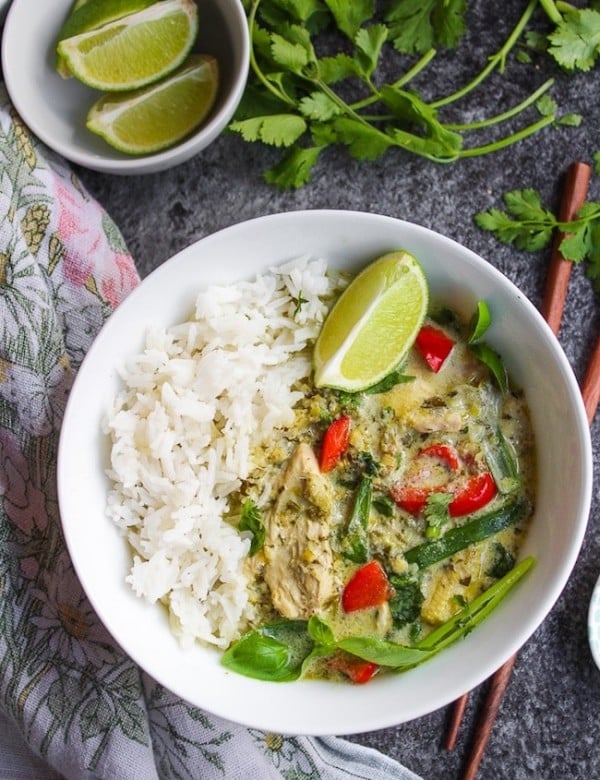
57,211 -> 593,735
1,0 -> 249,174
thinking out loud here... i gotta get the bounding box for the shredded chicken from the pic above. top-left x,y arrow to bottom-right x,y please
263,443 -> 335,619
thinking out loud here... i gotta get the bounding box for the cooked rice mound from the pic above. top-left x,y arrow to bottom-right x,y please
105,257 -> 337,648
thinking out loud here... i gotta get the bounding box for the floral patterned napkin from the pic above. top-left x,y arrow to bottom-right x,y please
0,84 -> 422,780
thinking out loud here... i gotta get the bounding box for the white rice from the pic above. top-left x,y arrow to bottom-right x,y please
105,257 -> 339,648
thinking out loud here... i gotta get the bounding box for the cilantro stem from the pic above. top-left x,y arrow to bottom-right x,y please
458,113 -> 555,158
538,0 -> 563,24
430,0 -> 538,109
350,48 -> 438,112
247,0 -> 295,107
445,78 -> 555,131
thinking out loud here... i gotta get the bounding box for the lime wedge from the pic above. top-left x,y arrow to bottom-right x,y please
57,0 -> 158,42
86,54 -> 219,154
314,251 -> 429,392
56,0 -> 158,78
57,0 -> 199,91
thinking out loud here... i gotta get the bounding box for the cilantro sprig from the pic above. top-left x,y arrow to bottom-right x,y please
538,0 -> 600,72
232,0 -> 561,187
474,164 -> 600,290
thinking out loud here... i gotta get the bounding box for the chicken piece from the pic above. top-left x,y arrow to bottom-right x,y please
263,443 -> 335,620
406,406 -> 464,433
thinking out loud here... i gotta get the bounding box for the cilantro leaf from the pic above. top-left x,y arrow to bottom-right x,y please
331,117 -> 393,160
264,145 -> 323,188
298,91 -> 341,121
270,28 -> 314,73
354,24 -> 388,79
547,8 -> 600,72
475,188 -> 556,253
323,0 -> 375,40
318,53 -> 358,83
432,0 -> 466,49
475,184 -> 600,294
386,0 -> 437,54
229,114 -> 307,146
386,0 -> 466,55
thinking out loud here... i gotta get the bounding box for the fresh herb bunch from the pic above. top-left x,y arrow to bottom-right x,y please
230,0 -> 590,188
475,154 -> 600,290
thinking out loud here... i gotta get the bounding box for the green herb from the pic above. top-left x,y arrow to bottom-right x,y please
424,492 -> 452,539
539,1 -> 600,72
357,451 -> 381,476
487,542 -> 516,579
470,342 -> 509,394
292,289 -> 308,317
364,368 -> 415,394
239,498 -> 265,555
385,0 -> 467,55
222,557 -> 535,680
341,476 -> 372,563
475,186 -> 600,291
221,620 -> 313,681
232,0 -> 557,187
388,574 -> 424,627
404,497 -> 528,568
372,493 -> 395,517
469,300 -> 492,344
483,428 -> 520,495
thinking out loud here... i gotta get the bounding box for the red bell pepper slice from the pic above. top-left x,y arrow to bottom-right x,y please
319,415 -> 351,472
390,444 -> 460,514
415,325 -> 455,372
389,484 -> 430,515
448,471 -> 497,517
330,653 -> 379,684
341,560 -> 395,613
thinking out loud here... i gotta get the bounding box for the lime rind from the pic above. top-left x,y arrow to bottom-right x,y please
57,0 -> 198,92
314,251 -> 429,392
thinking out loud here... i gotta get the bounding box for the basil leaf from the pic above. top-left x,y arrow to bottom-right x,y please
336,637 -> 431,668
364,370 -> 415,394
308,614 -> 335,646
470,342 -> 508,393
221,621 -> 313,681
469,300 -> 492,343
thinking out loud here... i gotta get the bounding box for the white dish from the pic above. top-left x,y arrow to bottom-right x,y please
1,0 -> 249,174
57,210 -> 593,735
588,574 -> 600,670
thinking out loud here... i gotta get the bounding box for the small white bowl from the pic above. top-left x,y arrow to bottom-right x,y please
1,0 -> 249,174
588,574 -> 600,670
58,211 -> 593,735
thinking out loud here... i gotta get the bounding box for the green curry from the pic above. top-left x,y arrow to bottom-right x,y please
223,303 -> 536,684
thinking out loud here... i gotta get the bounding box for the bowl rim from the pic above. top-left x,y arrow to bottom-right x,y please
1,0 -> 250,174
57,209 -> 594,734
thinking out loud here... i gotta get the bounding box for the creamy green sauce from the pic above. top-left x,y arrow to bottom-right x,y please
231,307 -> 535,682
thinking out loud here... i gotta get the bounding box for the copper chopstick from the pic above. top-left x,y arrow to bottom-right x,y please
444,160 -> 594,770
